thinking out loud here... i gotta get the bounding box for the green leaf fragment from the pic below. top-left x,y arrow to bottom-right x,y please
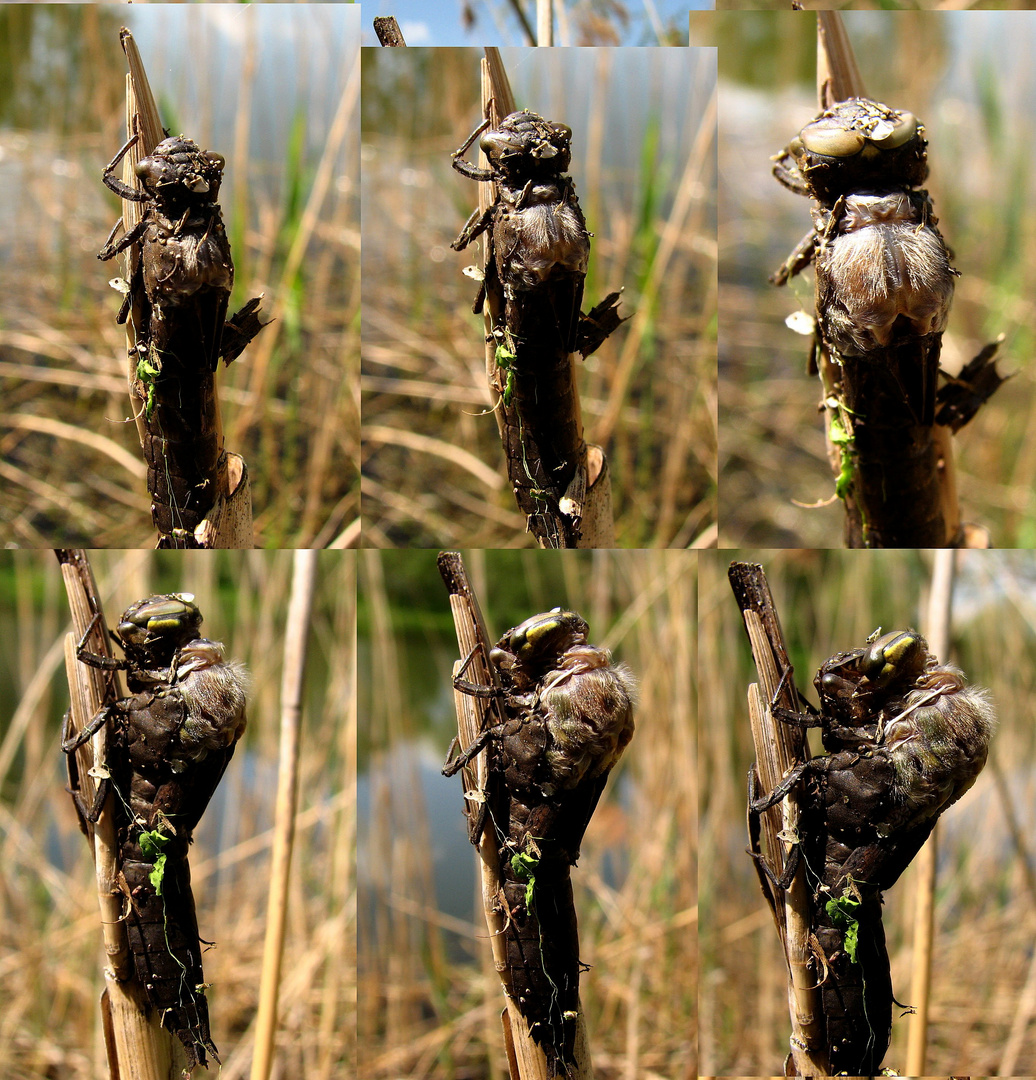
137,355 -> 160,381
511,850 -> 539,909
138,828 -> 171,895
136,354 -> 161,419
825,889 -> 863,964
495,343 -> 517,406
829,414 -> 854,500
148,853 -> 168,893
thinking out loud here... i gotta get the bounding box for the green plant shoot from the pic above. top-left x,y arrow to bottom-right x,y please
138,827 -> 171,894
495,340 -> 517,407
825,887 -> 863,964
829,414 -> 854,500
511,849 -> 539,910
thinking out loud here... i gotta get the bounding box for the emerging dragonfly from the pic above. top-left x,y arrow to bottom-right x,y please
444,608 -> 636,1074
771,97 -> 1005,545
749,628 -> 993,1073
99,133 -> 267,547
63,594 -> 248,1071
452,110 -> 624,547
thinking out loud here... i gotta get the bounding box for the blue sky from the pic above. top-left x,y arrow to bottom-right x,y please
363,0 -> 702,47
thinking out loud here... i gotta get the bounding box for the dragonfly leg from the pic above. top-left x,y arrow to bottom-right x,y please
61,702 -> 114,753
747,762 -> 810,891
452,204 -> 494,252
75,613 -> 127,672
442,725 -> 495,778
98,213 -> 150,262
62,709 -> 112,825
102,134 -> 149,202
451,115 -> 494,182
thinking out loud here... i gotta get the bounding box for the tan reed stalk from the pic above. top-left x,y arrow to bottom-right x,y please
251,550 -> 319,1080
56,549 -> 175,1078
904,549 -> 954,1073
729,562 -> 827,1076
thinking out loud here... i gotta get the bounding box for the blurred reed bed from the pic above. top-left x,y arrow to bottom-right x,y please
360,48 -> 716,549
0,7 -> 359,548
357,550 -> 697,1078
699,549 -> 1036,1075
718,0 -> 1036,10
362,3 -> 689,47
718,12 -> 1036,547
0,549 -> 356,1077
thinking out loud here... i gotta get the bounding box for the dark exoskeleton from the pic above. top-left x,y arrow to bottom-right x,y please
99,135 -> 267,547
773,99 -> 956,428
772,99 -> 1006,545
443,609 -> 636,1075
451,111 -> 625,547
63,594 -> 248,1072
749,629 -> 994,1073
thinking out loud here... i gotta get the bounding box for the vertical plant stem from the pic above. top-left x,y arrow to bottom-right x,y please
728,561 -> 828,1076
905,549 -> 955,1072
251,550 -> 319,1080
55,549 -> 175,1079
372,17 -> 406,46
536,0 -> 553,45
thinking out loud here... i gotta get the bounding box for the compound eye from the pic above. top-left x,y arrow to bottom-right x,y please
480,131 -> 522,159
862,631 -> 922,684
872,111 -> 918,149
509,609 -> 585,662
489,646 -> 512,670
798,120 -> 866,158
205,152 -> 226,169
515,618 -> 562,659
819,671 -> 856,699
552,123 -> 572,142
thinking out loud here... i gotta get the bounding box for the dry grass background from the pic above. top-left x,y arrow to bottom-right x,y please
718,12 -> 1036,547
0,7 -> 359,548
361,48 -> 716,549
699,549 -> 1036,1075
720,0 -> 1036,10
0,549 -> 356,1078
357,550 -> 697,1078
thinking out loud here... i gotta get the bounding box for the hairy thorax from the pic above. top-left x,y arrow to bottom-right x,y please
816,191 -> 955,352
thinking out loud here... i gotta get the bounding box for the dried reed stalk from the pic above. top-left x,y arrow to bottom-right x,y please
251,550 -> 319,1080
55,549 -> 177,1079
728,561 -> 827,1076
904,548 -> 954,1073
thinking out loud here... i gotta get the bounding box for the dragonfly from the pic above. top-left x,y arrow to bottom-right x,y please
749,628 -> 993,1072
63,593 -> 248,1071
452,110 -> 624,547
444,608 -> 636,1074
99,134 -> 267,547
772,97 -> 1006,545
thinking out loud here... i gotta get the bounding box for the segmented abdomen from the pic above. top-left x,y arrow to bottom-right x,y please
139,214 -> 232,546
814,902 -> 892,1076
494,192 -> 588,540
497,788 -> 581,1073
120,826 -> 217,1070
142,346 -> 223,543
